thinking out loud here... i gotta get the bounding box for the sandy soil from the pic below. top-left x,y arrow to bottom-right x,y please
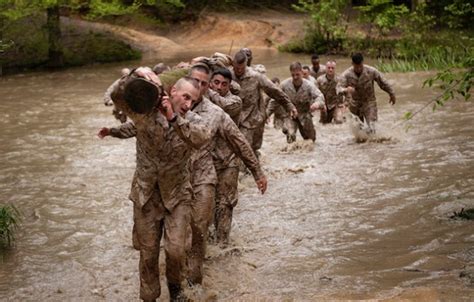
63,9 -> 306,58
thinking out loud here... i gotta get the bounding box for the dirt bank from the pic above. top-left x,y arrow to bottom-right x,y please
65,9 -> 306,58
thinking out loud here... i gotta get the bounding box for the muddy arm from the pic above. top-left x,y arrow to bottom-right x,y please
310,84 -> 325,107
258,74 -> 296,113
208,90 -> 242,123
109,122 -> 137,139
374,69 -> 395,97
171,112 -> 211,150
219,114 -> 264,181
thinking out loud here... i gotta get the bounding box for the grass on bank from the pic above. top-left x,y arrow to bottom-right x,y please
280,29 -> 474,73
0,204 -> 20,250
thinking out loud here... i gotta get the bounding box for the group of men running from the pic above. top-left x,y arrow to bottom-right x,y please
98,48 -> 396,301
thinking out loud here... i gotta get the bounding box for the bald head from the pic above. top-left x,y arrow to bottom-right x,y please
171,77 -> 200,115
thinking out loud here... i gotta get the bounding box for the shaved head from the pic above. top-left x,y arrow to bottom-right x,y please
233,51 -> 248,65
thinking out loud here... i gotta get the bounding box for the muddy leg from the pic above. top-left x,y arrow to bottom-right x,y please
188,184 -> 215,284
164,202 -> 192,299
214,167 -> 239,246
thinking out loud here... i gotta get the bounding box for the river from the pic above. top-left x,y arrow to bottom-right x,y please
0,49 -> 473,301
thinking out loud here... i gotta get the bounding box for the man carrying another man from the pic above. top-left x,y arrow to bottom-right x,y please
98,70 -> 211,301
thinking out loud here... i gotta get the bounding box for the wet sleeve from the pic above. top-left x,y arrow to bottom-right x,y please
259,74 -> 296,113
265,98 -> 276,118
171,113 -> 211,149
208,90 -> 242,122
374,69 -> 395,97
310,83 -> 325,107
110,122 -> 137,139
219,114 -> 264,181
230,80 -> 241,95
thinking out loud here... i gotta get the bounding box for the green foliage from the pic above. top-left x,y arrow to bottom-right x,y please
87,0 -> 140,19
357,0 -> 409,37
423,57 -> 473,110
401,3 -> 435,41
1,14 -> 50,67
293,0 -> 348,42
376,30 -> 473,72
343,36 -> 397,58
444,1 -> 473,29
1,15 -> 140,72
290,0 -> 349,53
63,32 -> 141,66
425,0 -> 473,29
0,204 -> 20,249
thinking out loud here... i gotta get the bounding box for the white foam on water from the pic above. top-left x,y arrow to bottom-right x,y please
346,112 -> 399,143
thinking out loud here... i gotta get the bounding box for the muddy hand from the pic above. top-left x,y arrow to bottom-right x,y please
159,96 -> 175,121
290,108 -> 298,119
134,67 -> 162,86
97,127 -> 110,139
389,94 -> 396,105
256,176 -> 267,194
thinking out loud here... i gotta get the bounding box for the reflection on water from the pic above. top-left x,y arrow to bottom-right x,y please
1,51 -> 473,300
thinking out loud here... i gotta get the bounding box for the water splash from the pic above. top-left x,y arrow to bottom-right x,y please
346,112 -> 398,143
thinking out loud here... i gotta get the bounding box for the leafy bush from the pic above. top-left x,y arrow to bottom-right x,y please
425,0 -> 473,29
293,0 -> 348,51
357,0 -> 409,37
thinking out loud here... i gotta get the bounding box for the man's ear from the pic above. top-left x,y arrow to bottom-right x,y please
170,85 -> 177,95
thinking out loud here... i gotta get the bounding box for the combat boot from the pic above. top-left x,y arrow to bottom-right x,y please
286,134 -> 296,144
168,283 -> 189,302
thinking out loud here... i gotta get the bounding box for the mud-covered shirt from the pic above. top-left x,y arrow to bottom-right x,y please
191,98 -> 263,183
232,67 -> 296,129
207,89 -> 242,125
110,75 -> 211,210
337,65 -> 395,106
316,74 -> 344,110
279,78 -> 325,117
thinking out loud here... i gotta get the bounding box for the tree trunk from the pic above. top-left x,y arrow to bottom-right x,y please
46,5 -> 63,68
0,17 -> 4,76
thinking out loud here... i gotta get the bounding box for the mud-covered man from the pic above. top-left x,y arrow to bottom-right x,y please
187,64 -> 267,285
98,71 -> 210,302
231,50 -> 297,154
317,60 -> 345,124
208,67 -> 265,246
277,62 -> 325,143
337,53 -> 396,132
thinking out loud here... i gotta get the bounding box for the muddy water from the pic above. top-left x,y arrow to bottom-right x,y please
1,50 -> 473,301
